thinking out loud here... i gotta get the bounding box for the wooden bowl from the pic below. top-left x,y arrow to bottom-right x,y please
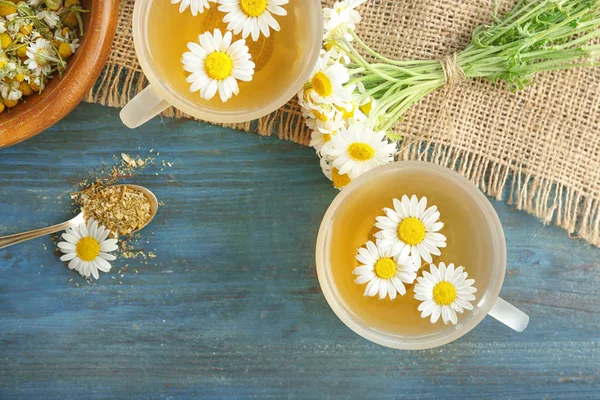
0,0 -> 119,148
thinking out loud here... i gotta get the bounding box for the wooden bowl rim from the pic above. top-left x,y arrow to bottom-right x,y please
0,0 -> 119,148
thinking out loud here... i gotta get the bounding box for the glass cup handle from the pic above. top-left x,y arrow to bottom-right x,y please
120,85 -> 170,129
487,296 -> 529,332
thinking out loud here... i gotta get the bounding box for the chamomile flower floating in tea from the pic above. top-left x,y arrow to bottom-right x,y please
182,28 -> 255,102
328,124 -> 397,179
217,0 -> 288,42
374,195 -> 446,268
320,158 -> 352,190
171,0 -> 214,16
413,262 -> 477,325
354,240 -> 418,300
57,218 -> 118,280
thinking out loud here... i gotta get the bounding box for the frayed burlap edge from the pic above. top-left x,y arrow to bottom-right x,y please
84,65 -> 311,144
399,139 -> 600,247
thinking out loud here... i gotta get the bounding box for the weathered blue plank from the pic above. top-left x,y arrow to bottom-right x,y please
0,104 -> 598,399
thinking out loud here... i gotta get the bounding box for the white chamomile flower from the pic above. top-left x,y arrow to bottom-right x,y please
307,52 -> 352,106
354,240 -> 418,300
218,0 -> 288,42
26,74 -> 45,91
182,29 -> 255,102
308,121 -> 344,155
320,157 -> 352,190
36,10 -> 59,28
310,129 -> 334,156
0,80 -> 22,101
328,123 -> 397,179
25,38 -> 59,75
303,106 -> 345,155
69,37 -> 80,53
171,0 -> 214,16
0,20 -> 6,34
28,0 -> 44,6
414,262 -> 477,325
332,98 -> 369,124
323,0 -> 367,41
355,81 -> 376,118
57,218 -> 118,280
374,195 -> 447,268
321,45 -> 350,64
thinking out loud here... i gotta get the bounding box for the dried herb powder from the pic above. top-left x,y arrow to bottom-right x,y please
77,185 -> 151,238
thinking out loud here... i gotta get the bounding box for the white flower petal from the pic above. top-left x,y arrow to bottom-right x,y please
378,280 -> 387,300
60,252 -> 77,262
355,272 -> 375,285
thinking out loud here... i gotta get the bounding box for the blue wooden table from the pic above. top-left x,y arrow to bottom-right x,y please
0,103 -> 599,399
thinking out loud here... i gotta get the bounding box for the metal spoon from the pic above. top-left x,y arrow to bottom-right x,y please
0,184 -> 158,250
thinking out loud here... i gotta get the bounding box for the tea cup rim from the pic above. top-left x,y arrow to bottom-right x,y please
315,160 -> 507,350
131,0 -> 324,124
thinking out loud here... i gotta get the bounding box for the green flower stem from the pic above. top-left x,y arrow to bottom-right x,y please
322,0 -> 600,135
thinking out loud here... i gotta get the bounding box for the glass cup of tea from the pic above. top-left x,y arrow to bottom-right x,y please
120,0 -> 323,128
316,161 -> 529,350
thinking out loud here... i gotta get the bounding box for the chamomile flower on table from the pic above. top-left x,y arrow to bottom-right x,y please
171,0 -> 214,16
57,218 -> 118,280
374,195 -> 446,268
328,123 -> 397,179
217,0 -> 288,42
320,157 -> 352,190
306,52 -> 352,106
413,262 -> 477,325
182,28 -> 255,102
354,240 -> 418,300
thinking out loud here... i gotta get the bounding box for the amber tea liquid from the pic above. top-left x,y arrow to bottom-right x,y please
147,0 -> 309,111
327,168 -> 494,336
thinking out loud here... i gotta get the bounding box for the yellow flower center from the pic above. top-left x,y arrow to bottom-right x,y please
323,134 -> 331,142
336,104 -> 355,119
312,71 -> 333,97
204,52 -> 233,81
359,99 -> 373,116
433,281 -> 457,306
397,217 -> 426,245
303,86 -> 314,103
240,0 -> 267,17
331,167 -> 351,189
34,48 -> 51,66
312,109 -> 328,122
374,257 -> 397,279
348,143 -> 375,161
76,236 -> 100,262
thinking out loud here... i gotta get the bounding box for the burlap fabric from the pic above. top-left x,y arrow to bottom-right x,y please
87,0 -> 600,247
